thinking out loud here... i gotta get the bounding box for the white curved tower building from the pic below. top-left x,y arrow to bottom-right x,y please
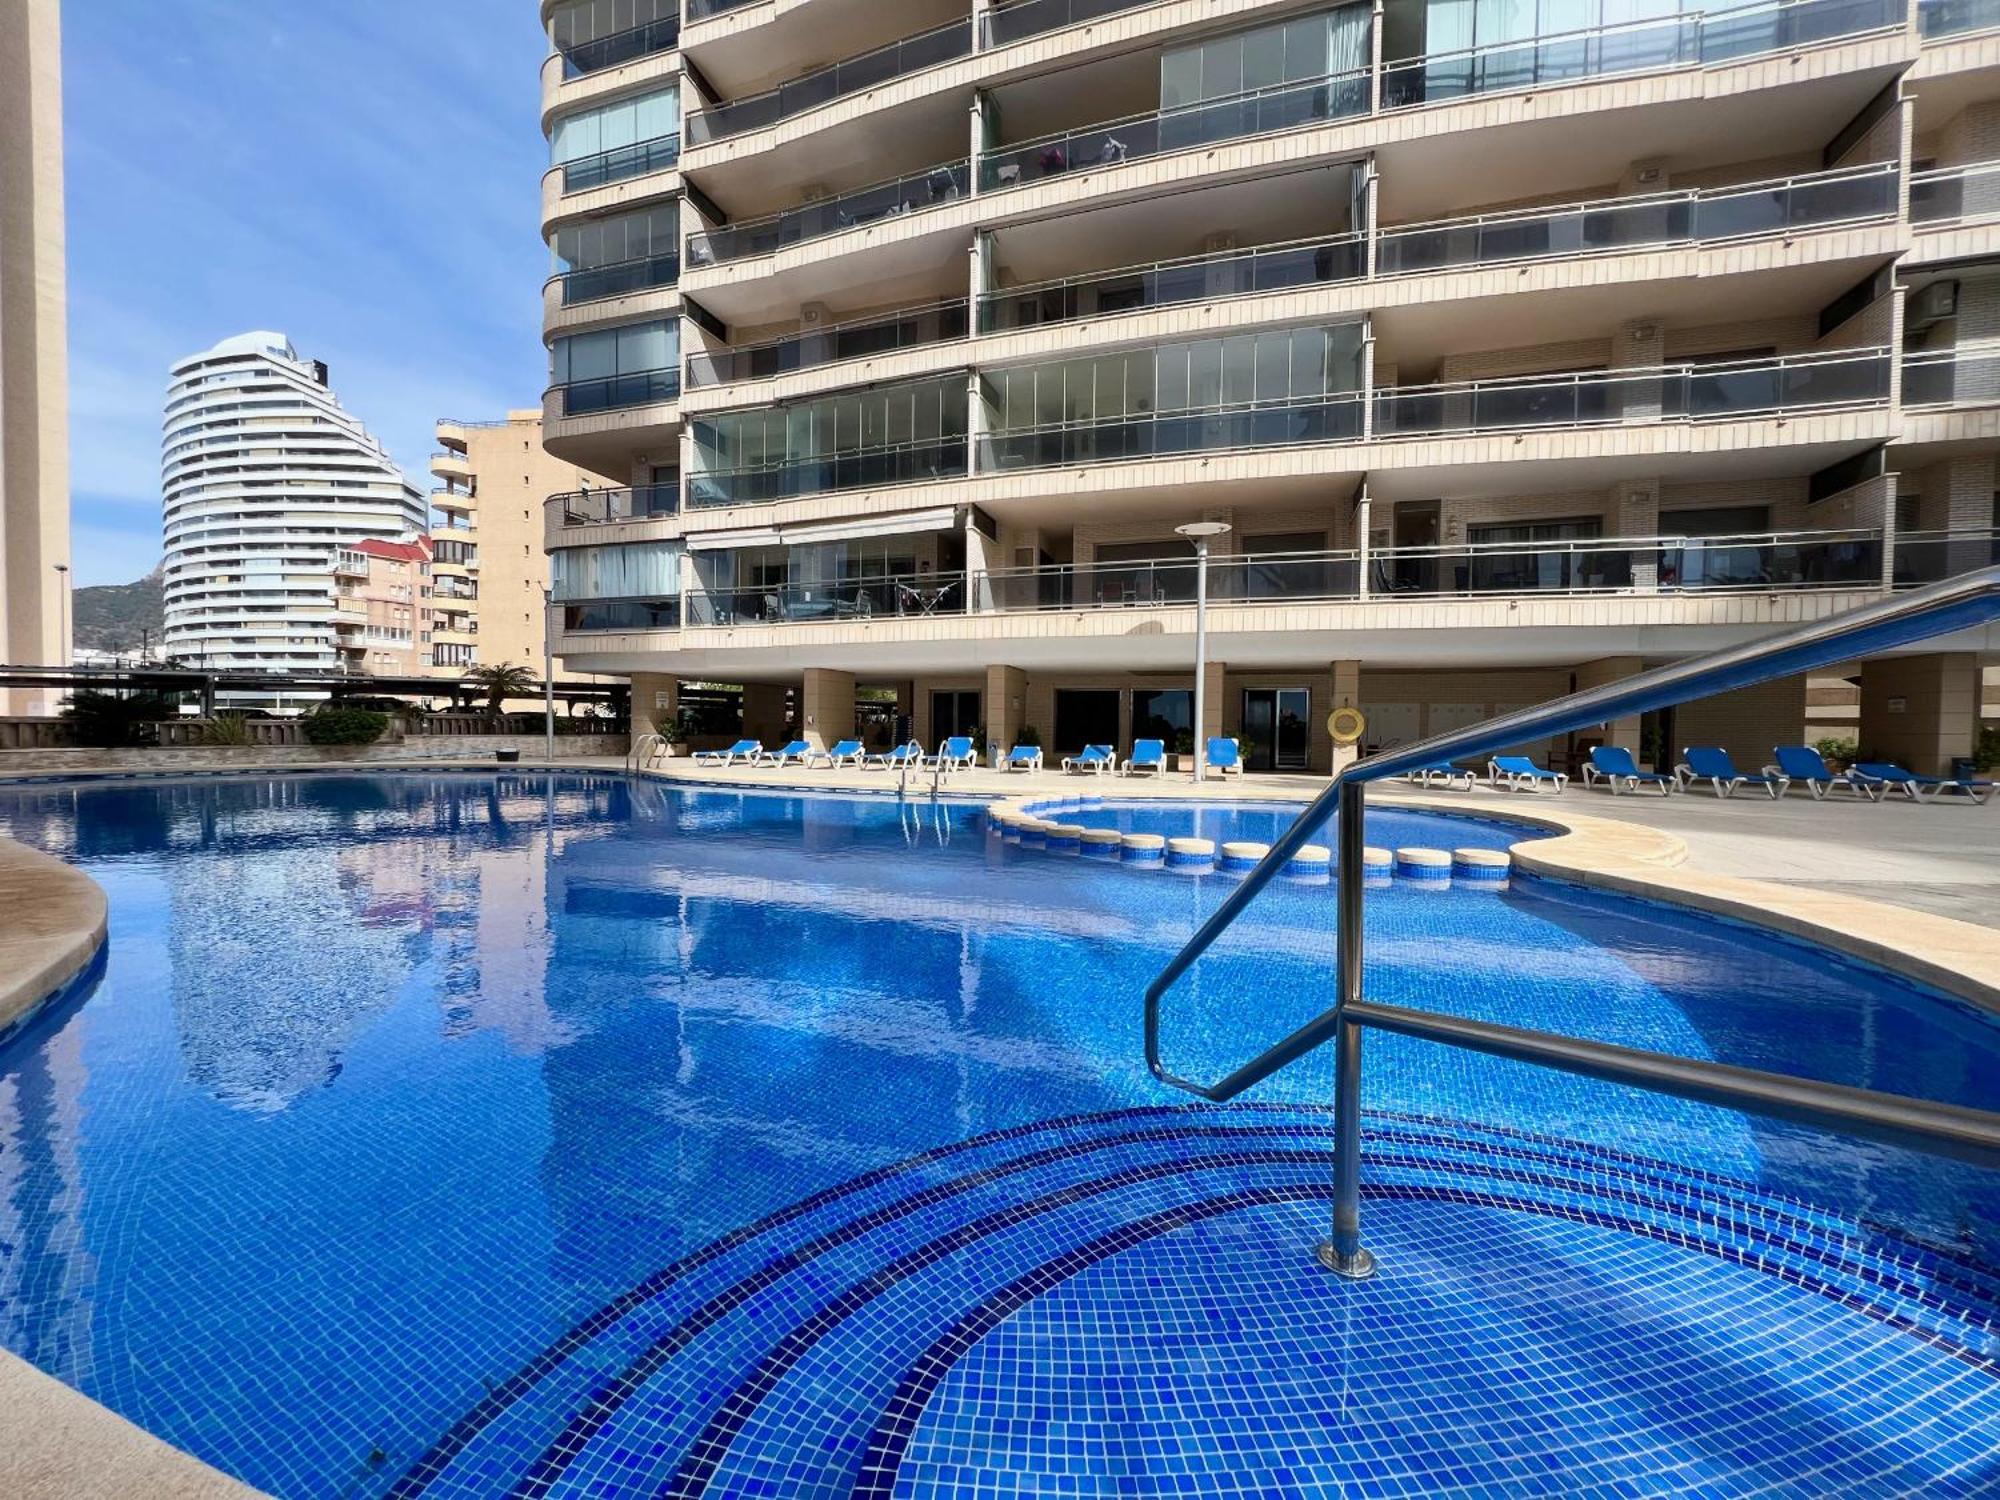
161,332 -> 425,706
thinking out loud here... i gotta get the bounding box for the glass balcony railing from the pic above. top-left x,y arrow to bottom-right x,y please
979,234 -> 1366,333
1918,0 -> 2000,34
1376,163 -> 1897,275
560,133 -> 681,193
688,436 -> 968,507
685,0 -> 759,20
1910,161 -> 2000,224
686,300 -> 970,387
1382,0 -> 1903,109
980,68 -> 1371,192
1903,341 -> 2000,407
1372,349 -> 1890,437
550,483 -> 681,525
979,393 -> 1365,471
1893,528 -> 2000,584
558,252 -> 680,306
562,598 -> 683,632
685,159 -> 971,266
553,367 -> 681,417
976,551 -> 1365,611
983,0 -> 1160,46
687,571 -> 965,625
686,18 -> 973,144
557,15 -> 680,78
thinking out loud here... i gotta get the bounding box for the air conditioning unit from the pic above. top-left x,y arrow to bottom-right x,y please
1910,280 -> 1959,327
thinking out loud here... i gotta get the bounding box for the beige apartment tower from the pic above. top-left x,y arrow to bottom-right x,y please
431,412 -> 616,678
535,0 -> 2000,773
0,0 -> 70,714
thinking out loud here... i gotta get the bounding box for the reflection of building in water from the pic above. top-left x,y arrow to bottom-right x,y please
0,1022 -> 96,1383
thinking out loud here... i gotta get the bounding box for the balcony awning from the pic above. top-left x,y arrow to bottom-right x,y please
685,507 -> 961,552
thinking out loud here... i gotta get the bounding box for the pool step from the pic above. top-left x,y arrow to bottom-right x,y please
391,1108 -> 2000,1500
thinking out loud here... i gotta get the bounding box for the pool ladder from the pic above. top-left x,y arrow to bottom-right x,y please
1144,565 -> 2000,1279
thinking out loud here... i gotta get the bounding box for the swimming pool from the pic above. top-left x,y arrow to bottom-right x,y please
1005,796 -> 1529,850
0,773 -> 1994,1497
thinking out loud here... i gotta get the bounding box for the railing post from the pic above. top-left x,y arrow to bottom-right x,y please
1317,777 -> 1377,1279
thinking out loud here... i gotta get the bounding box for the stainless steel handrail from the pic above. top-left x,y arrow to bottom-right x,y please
1142,564 -> 2000,1277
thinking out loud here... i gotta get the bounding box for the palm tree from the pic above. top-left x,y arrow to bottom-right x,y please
462,663 -> 539,718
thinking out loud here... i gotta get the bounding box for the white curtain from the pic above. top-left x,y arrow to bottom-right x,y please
552,541 -> 682,601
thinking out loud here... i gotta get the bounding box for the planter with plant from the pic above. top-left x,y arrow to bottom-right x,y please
302,708 -> 388,746
201,713 -> 254,747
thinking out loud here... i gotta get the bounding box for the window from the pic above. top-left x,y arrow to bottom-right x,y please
553,320 -> 678,385
1159,6 -> 1368,107
552,203 -> 679,274
551,540 -> 683,601
550,87 -> 679,165
689,375 -> 968,503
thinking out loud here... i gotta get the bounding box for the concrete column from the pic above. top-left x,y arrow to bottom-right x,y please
1614,480 -> 1661,592
1860,653 -> 1981,774
1678,675 -> 1809,772
800,668 -> 854,751
629,672 -> 679,740
986,664 -> 1028,754
741,682 -> 789,745
1573,656 -> 1645,760
1331,660 -> 1360,775
1617,320 -> 1665,422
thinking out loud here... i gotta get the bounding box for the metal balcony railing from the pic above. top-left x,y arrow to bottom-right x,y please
555,13 -> 679,78
561,597 -> 683,632
980,67 -> 1371,193
551,367 -> 680,417
549,483 -> 680,525
1382,0 -> 1904,109
1141,565 -> 2000,1279
1903,340 -> 2000,408
982,0 -> 1160,47
556,251 -> 680,307
687,436 -> 968,507
1918,0 -> 2000,34
980,393 -> 1366,472
686,572 -> 963,625
560,133 -> 680,194
686,300 -> 969,387
685,159 -> 970,266
1377,162 -> 1898,275
1910,160 -> 2000,224
685,16 -> 973,144
979,234 -> 1366,334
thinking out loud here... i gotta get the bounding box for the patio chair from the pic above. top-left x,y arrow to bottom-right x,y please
1581,745 -> 1674,796
1767,746 -> 1873,801
1123,739 -> 1166,777
868,740 -> 924,770
1850,761 -> 1996,805
759,740 -> 813,767
1206,738 -> 1244,777
692,738 -> 761,766
1676,746 -> 1788,800
1406,762 -> 1476,790
1489,755 -> 1568,794
1002,744 -> 1044,772
1062,744 -> 1115,775
927,736 -> 977,772
802,739 -> 864,769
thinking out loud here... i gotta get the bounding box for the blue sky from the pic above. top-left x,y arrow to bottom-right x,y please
64,1 -> 554,584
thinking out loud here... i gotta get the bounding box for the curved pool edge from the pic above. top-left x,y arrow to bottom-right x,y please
0,833 -> 107,1037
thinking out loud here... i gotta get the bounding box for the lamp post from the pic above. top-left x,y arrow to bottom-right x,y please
540,586 -> 556,764
52,563 -> 69,667
1175,521 -> 1230,782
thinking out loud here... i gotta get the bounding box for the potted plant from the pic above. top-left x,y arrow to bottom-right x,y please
1170,727 -> 1197,773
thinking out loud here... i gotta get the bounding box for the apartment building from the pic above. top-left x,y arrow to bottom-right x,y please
163,332 -> 427,709
538,0 -> 2000,774
430,411 -> 619,675
0,0 -> 69,714
334,537 -> 433,677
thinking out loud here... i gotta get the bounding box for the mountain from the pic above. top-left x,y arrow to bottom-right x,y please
73,566 -> 165,654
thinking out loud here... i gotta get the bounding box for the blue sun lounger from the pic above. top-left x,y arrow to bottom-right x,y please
1850,761 -> 1996,805
1490,755 -> 1567,793
927,736 -> 977,772
1676,746 -> 1787,799
759,740 -> 813,767
1582,745 -> 1674,796
868,741 -> 924,769
1123,739 -> 1166,777
1003,745 -> 1044,772
1767,746 -> 1871,800
1205,738 -> 1243,777
693,738 -> 761,766
1062,744 -> 1114,775
1405,762 -> 1476,790
803,739 -> 864,768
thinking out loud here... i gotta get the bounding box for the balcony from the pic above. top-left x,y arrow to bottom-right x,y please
1902,340 -> 2000,408
1372,349 -> 1891,439
685,17 -> 973,144
1917,0 -> 2000,34
979,68 -> 1371,194
1382,0 -> 1905,110
686,300 -> 969,387
1894,528 -> 2000,582
563,597 -> 683,631
980,235 -> 1365,334
553,366 -> 681,416
982,0 -> 1159,48
688,571 -> 964,625
981,393 -> 1365,472
550,483 -> 681,524
1910,161 -> 2000,227
688,436 -> 968,507
556,14 -> 680,78
685,159 -> 971,267
685,0 -> 760,21
561,133 -> 681,194
558,251 -> 680,306
1376,163 -> 1898,276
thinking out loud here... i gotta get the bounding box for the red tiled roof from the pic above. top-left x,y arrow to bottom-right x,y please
355,537 -> 431,562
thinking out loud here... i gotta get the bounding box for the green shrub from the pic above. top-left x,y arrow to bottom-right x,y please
1813,735 -> 1858,767
201,713 -> 254,746
302,708 -> 388,746
1171,728 -> 1196,755
1975,723 -> 2000,773
1013,724 -> 1042,748
61,690 -> 177,748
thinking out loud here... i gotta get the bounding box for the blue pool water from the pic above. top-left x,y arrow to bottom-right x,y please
1031,798 -> 1527,850
0,773 -> 1995,1498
